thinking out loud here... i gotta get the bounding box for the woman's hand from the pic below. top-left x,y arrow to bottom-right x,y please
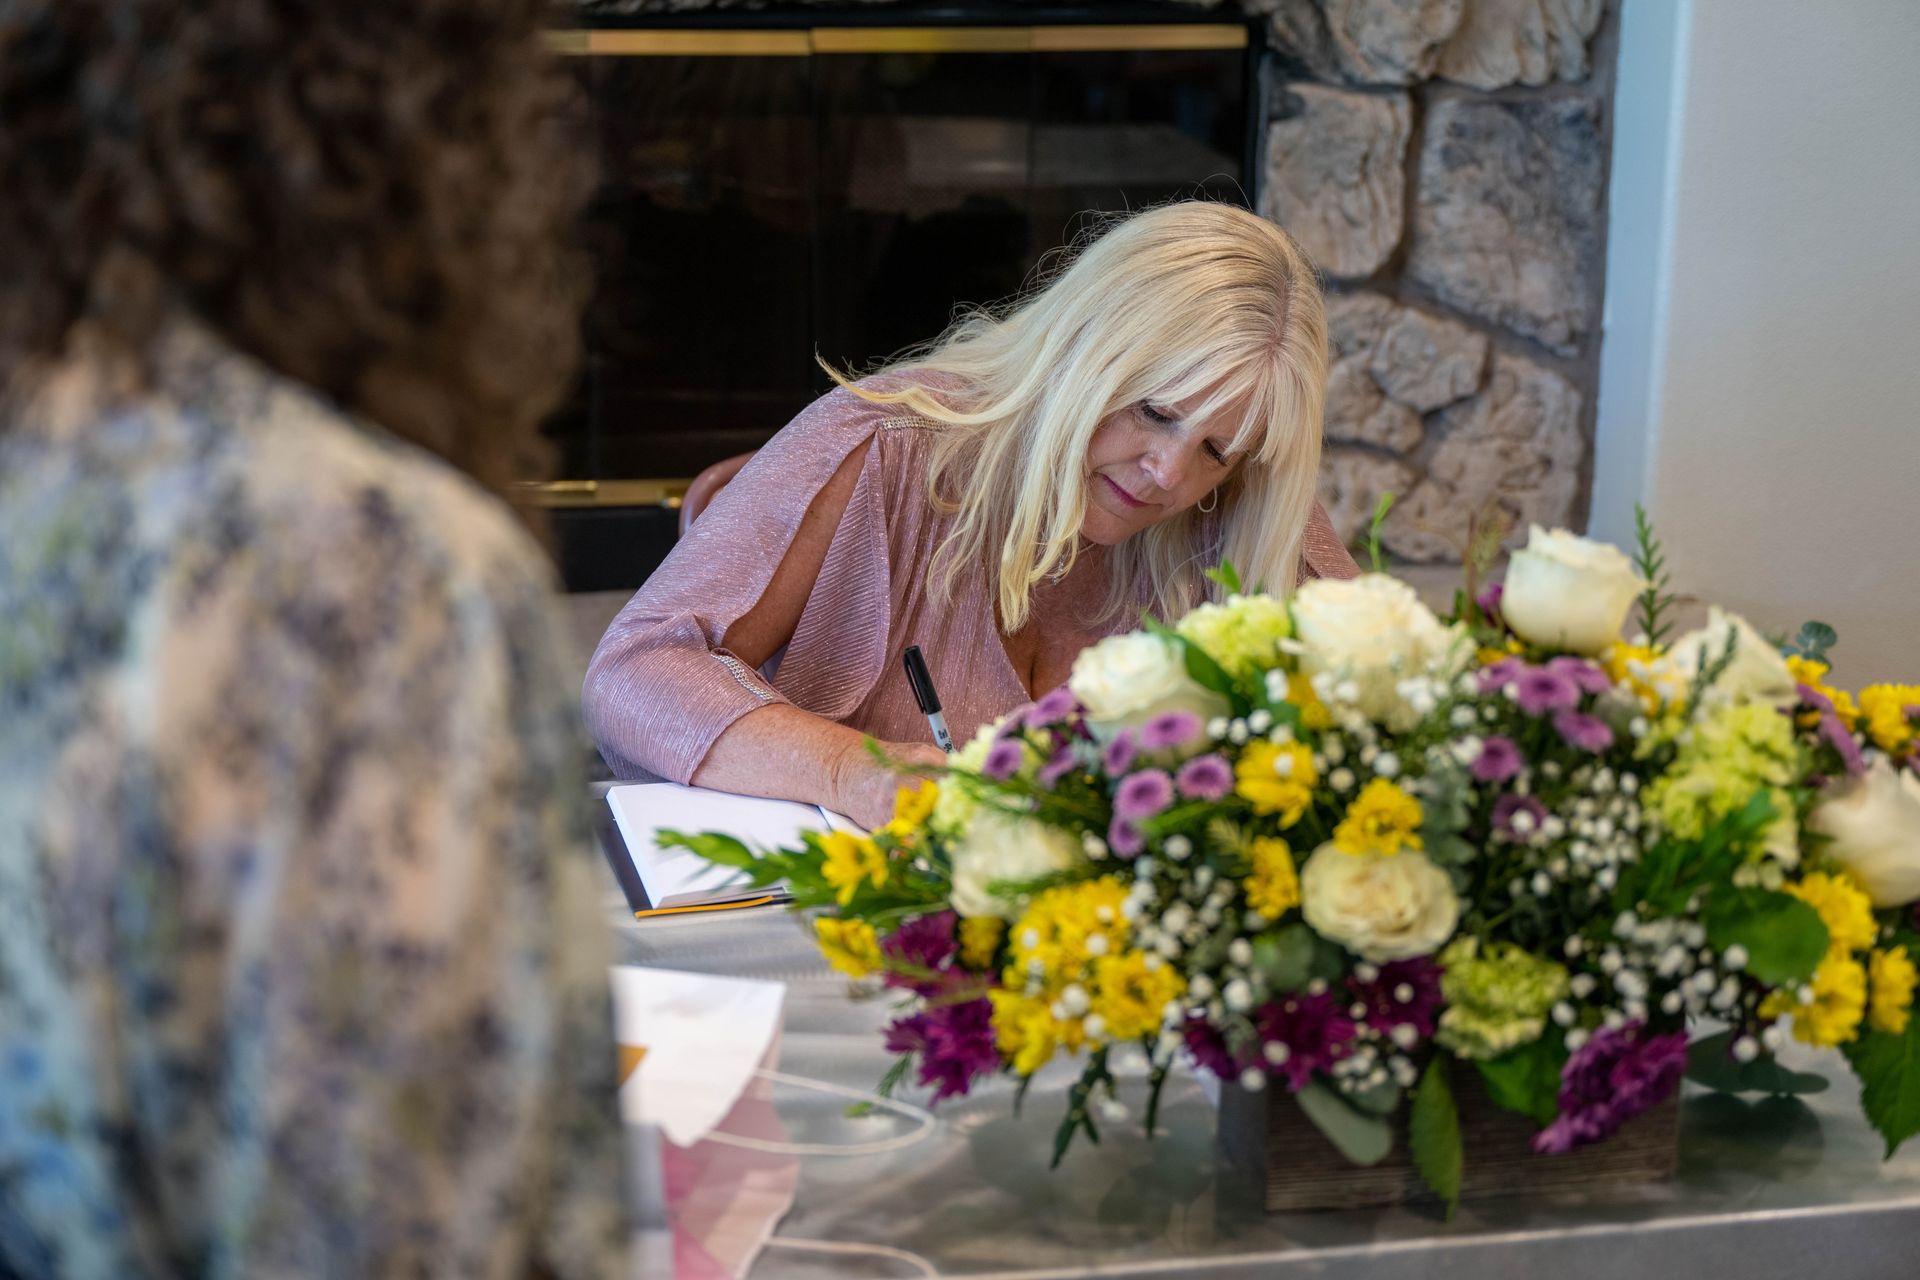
829,739 -> 948,830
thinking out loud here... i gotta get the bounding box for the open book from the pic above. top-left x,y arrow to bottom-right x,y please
604,781 -> 860,912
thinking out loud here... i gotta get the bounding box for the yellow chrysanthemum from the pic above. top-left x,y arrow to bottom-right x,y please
1786,871 -> 1877,956
1868,946 -> 1918,1036
1604,641 -> 1688,713
1005,877 -> 1130,990
882,779 -> 939,840
1761,953 -> 1867,1047
1786,656 -> 1860,729
1332,778 -> 1425,857
1477,638 -> 1524,666
1859,683 -> 1920,754
1088,950 -> 1187,1042
1286,671 -> 1332,731
814,916 -> 882,978
820,830 -> 888,905
958,916 -> 1004,970
988,988 -> 1084,1076
1244,836 -> 1301,918
1235,739 -> 1317,825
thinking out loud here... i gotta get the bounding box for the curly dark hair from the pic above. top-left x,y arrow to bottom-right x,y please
0,0 -> 590,496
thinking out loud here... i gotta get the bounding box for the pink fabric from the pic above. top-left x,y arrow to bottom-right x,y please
583,381 -> 1359,783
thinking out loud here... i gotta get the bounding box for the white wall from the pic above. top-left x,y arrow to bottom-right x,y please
1593,0 -> 1920,684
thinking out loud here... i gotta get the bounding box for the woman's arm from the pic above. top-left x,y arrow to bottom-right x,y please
690,440 -> 940,828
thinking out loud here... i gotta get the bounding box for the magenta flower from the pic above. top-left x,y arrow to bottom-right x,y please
982,738 -> 1025,781
1115,768 -> 1175,820
1478,656 -> 1525,692
1346,957 -> 1445,1038
1493,793 -> 1549,843
1108,816 -> 1145,858
882,911 -> 959,995
1533,1021 -> 1687,1154
1038,744 -> 1080,788
1554,710 -> 1615,753
1103,730 -> 1139,775
1548,656 -> 1612,695
1476,582 -> 1506,630
1182,1016 -> 1239,1079
1140,710 -> 1203,751
913,999 -> 1003,1101
1471,736 -> 1524,783
1025,685 -> 1081,730
1254,990 -> 1359,1092
1515,667 -> 1581,715
1176,753 -> 1235,801
884,1011 -> 932,1056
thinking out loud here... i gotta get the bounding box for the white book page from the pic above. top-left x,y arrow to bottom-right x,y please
606,782 -> 854,908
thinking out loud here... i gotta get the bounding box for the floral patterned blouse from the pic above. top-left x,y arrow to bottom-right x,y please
0,323 -> 628,1277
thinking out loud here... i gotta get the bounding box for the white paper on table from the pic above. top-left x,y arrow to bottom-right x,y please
611,965 -> 788,1148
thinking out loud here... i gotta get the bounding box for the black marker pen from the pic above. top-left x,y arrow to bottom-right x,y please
902,645 -> 954,752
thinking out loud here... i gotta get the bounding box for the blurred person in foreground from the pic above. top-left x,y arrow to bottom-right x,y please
0,3 -> 627,1275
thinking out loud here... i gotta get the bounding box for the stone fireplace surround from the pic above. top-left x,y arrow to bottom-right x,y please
572,0 -> 1621,566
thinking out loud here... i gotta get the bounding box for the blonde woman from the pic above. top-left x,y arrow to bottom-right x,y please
585,201 -> 1357,828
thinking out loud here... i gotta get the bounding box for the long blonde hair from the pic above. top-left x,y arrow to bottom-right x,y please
834,200 -> 1328,631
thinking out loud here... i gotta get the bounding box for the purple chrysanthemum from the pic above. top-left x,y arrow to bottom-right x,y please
982,739 -> 1026,781
1471,736 -> 1524,783
1476,582 -> 1506,630
1548,655 -> 1613,696
884,1011 -> 931,1056
913,998 -> 1002,1101
882,911 -> 959,994
1140,710 -> 1203,751
1038,744 -> 1079,788
1515,667 -> 1582,716
1477,656 -> 1525,692
1103,730 -> 1139,775
1346,958 -> 1445,1039
1820,714 -> 1866,775
1115,768 -> 1176,820
1108,816 -> 1145,859
1254,990 -> 1358,1092
1532,1021 -> 1687,1154
1176,753 -> 1235,801
1493,793 -> 1549,844
1025,685 -> 1082,730
1554,710 -> 1616,753
1182,1016 -> 1239,1079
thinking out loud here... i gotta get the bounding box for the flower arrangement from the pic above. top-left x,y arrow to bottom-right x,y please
663,509 -> 1920,1209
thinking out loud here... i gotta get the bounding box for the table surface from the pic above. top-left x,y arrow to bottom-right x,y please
607,874 -> 1920,1280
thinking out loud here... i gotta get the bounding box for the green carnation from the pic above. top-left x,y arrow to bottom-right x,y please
1646,700 -> 1803,861
1174,593 -> 1293,680
1436,938 -> 1570,1060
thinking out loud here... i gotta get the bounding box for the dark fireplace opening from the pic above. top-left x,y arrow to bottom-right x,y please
540,6 -> 1260,591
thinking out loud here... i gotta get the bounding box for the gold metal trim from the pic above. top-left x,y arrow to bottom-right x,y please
519,479 -> 690,509
810,26 -> 1030,54
1031,24 -> 1247,52
547,24 -> 1247,57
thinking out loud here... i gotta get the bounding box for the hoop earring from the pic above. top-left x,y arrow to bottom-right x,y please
1196,489 -> 1219,514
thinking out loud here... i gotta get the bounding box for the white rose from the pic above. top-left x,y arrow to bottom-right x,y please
1301,844 -> 1461,962
1290,574 -> 1468,731
1808,758 -> 1920,907
1666,607 -> 1797,710
1068,631 -> 1228,740
1501,525 -> 1647,656
949,809 -> 1087,919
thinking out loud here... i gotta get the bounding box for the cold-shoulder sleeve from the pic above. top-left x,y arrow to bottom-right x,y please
583,387 -> 896,782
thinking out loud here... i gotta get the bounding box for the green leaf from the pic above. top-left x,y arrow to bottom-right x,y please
1844,1011 -> 1920,1159
1296,1083 -> 1394,1166
1205,561 -> 1244,595
1346,1077 -> 1403,1117
1252,923 -> 1346,992
1787,620 -> 1838,664
654,830 -> 763,871
1410,1058 -> 1463,1217
1474,1036 -> 1567,1127
1703,886 -> 1829,986
1685,1030 -> 1830,1096
1365,492 -> 1396,574
1140,615 -> 1242,706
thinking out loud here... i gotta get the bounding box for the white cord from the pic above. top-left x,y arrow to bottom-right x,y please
698,1067 -> 938,1156
763,1235 -> 940,1278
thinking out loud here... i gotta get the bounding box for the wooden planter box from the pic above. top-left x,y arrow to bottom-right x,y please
1218,1073 -> 1680,1212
